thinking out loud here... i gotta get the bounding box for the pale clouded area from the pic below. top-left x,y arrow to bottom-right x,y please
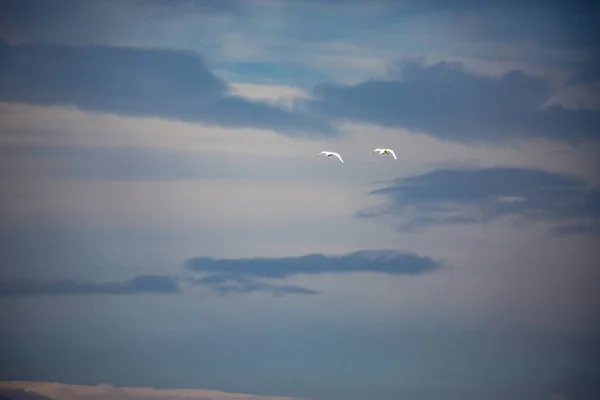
1,99 -> 597,337
0,1 -> 599,400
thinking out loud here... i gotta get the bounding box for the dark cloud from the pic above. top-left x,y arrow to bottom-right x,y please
357,167 -> 600,235
305,59 -> 600,143
185,249 -> 442,296
0,275 -> 180,297
185,249 -> 443,280
0,40 -> 334,137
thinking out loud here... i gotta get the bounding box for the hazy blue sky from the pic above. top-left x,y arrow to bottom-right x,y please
0,1 -> 599,400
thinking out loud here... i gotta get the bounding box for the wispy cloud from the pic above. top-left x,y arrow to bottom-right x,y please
190,275 -> 319,297
0,274 -> 318,298
0,381 -> 303,400
0,275 -> 180,297
0,40 -> 334,137
305,59 -> 600,143
358,166 -> 600,235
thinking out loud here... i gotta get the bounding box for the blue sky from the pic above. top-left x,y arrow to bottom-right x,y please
0,1 -> 599,400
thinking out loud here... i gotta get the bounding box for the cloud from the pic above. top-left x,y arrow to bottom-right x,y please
304,59 -> 600,143
0,40 -> 334,137
0,275 -> 181,297
185,249 -> 443,280
358,166 -> 600,235
190,275 -> 319,297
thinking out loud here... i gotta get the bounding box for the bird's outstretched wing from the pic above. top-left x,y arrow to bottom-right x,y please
388,149 -> 397,160
332,152 -> 344,163
372,148 -> 381,155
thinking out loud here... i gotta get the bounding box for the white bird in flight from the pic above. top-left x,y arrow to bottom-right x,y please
317,151 -> 344,163
372,148 -> 397,160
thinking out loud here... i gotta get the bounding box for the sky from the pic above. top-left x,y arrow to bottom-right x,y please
0,1 -> 599,400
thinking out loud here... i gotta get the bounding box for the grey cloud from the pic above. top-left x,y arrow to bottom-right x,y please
185,249 -> 443,279
0,275 -> 180,297
358,166 -> 600,235
0,40 -> 334,137
304,59 -> 600,143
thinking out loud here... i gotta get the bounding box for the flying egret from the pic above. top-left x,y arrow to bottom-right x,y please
372,148 -> 397,160
317,151 -> 344,163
